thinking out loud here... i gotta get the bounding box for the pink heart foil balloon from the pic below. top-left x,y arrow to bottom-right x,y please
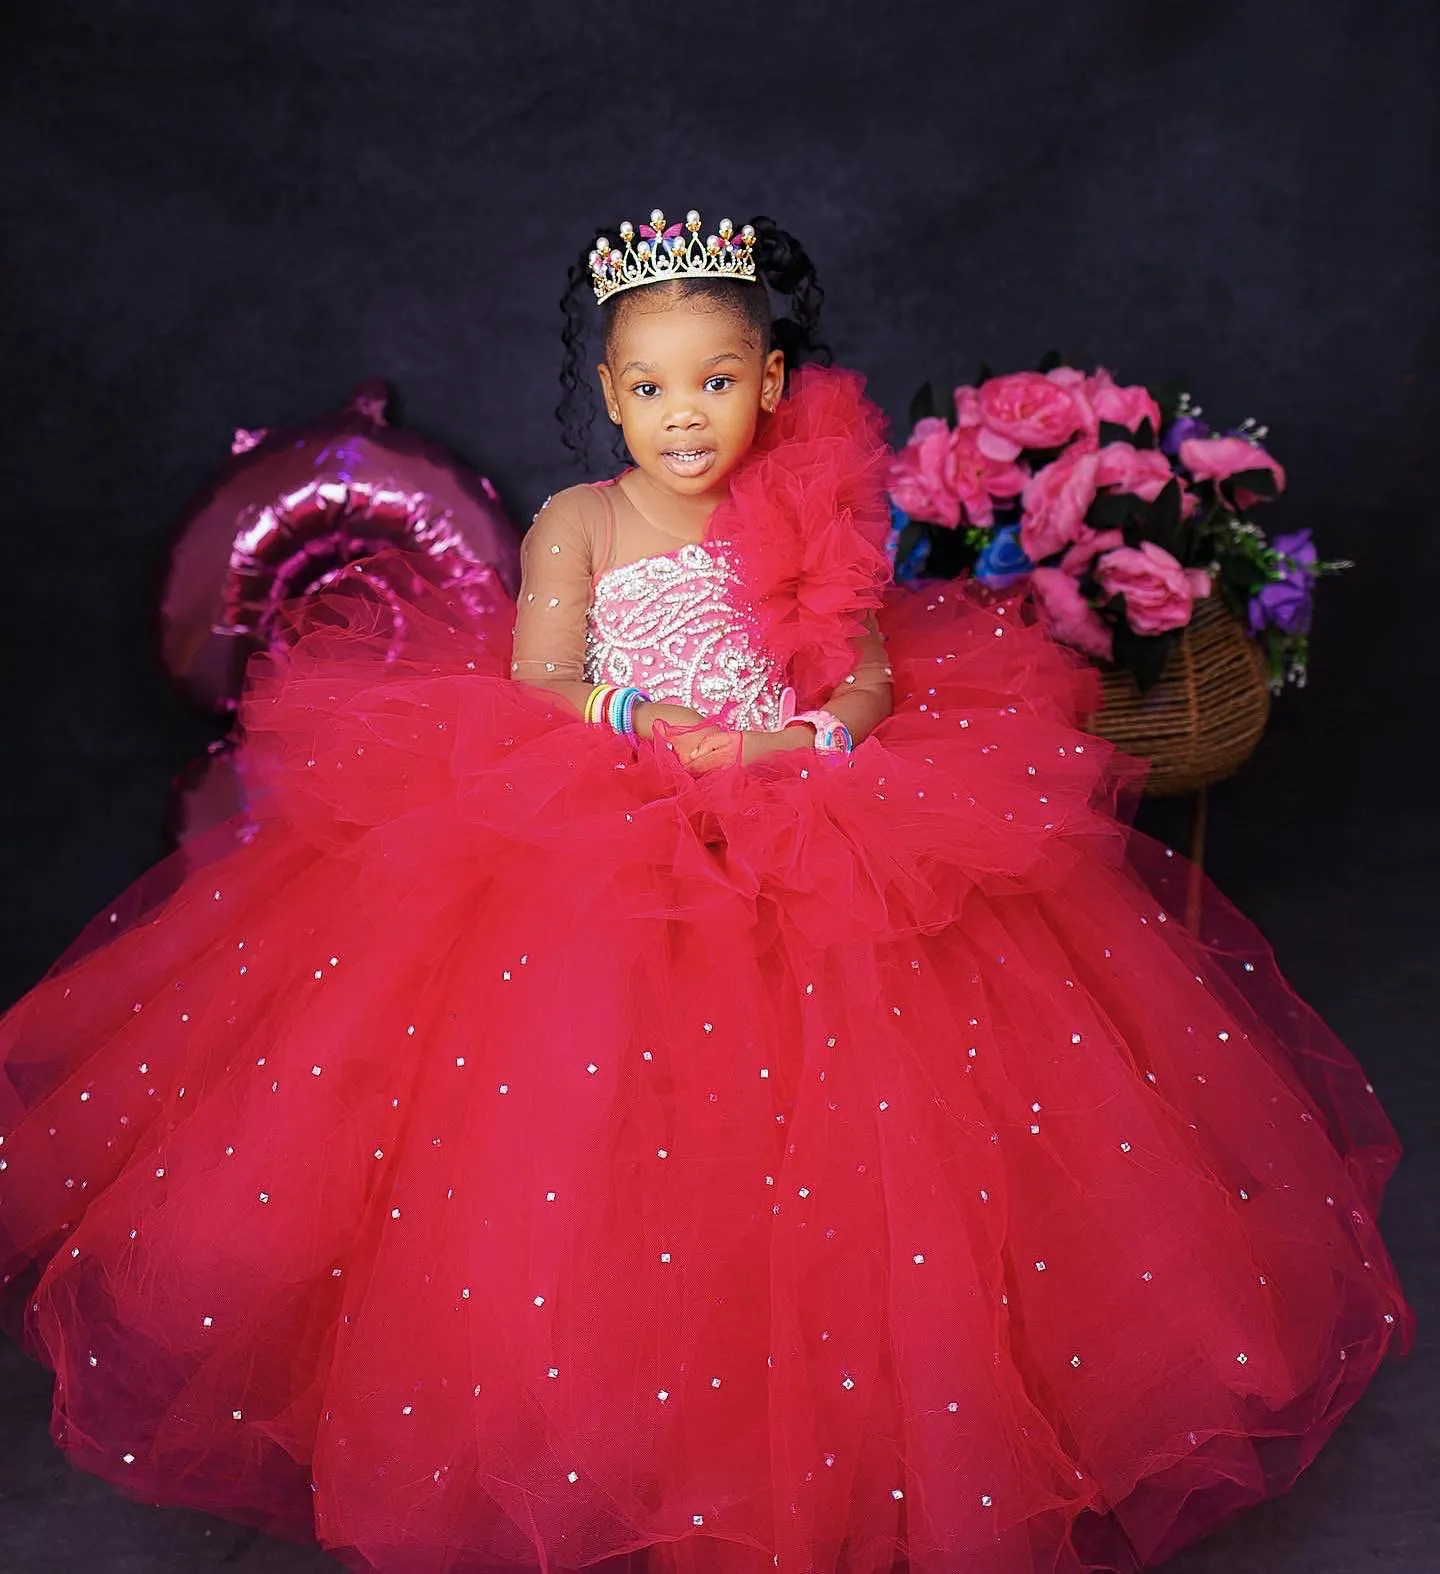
161,378 -> 521,713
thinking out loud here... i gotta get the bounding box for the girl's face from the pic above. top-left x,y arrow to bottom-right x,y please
597,293 -> 786,504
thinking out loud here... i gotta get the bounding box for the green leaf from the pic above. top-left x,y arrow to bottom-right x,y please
1036,349 -> 1063,374
1191,481 -> 1222,521
1225,466 -> 1278,500
1097,421 -> 1134,448
1088,493 -> 1137,530
1221,563 -> 1265,598
907,382 -> 936,430
923,523 -> 976,579
1151,377 -> 1187,427
1145,479 -> 1183,556
976,361 -> 995,385
1112,620 -> 1181,693
1217,580 -> 1248,622
1220,555 -> 1264,594
896,519 -> 929,569
1133,416 -> 1157,451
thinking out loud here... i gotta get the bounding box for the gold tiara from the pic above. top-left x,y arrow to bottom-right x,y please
589,208 -> 757,305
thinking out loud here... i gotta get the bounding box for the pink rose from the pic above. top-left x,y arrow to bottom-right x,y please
955,384 -> 1028,463
976,428 -> 1023,462
1019,446 -> 1099,561
889,420 -> 1030,530
1030,567 -> 1114,660
952,385 -> 984,428
1045,365 -> 1099,439
1094,442 -> 1178,503
888,418 -> 963,528
1059,526 -> 1125,577
1178,436 -> 1287,505
979,371 -> 1086,452
947,426 -> 1029,528
1086,367 -> 1162,434
1094,542 -> 1212,635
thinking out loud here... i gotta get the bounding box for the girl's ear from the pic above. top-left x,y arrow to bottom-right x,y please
596,362 -> 620,424
760,348 -> 786,413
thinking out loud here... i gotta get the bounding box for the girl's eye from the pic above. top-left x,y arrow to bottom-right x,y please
704,376 -> 734,394
632,382 -> 659,398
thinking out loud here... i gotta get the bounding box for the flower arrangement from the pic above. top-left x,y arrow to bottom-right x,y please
886,355 -> 1349,691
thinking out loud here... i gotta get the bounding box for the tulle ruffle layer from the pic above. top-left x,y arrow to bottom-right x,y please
0,578 -> 1410,1574
708,366 -> 893,707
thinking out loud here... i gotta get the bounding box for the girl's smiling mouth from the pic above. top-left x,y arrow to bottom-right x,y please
660,447 -> 716,478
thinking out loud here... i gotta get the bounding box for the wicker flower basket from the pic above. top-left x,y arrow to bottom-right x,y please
1087,597 -> 1272,797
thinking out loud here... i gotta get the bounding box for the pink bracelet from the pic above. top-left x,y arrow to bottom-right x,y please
790,709 -> 853,755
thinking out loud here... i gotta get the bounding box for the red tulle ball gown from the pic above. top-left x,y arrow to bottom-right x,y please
0,369 -> 1410,1574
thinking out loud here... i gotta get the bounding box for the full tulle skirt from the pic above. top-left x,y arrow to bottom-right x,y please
0,578 -> 1410,1574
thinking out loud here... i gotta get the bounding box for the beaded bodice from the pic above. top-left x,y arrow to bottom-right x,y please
584,542 -> 790,730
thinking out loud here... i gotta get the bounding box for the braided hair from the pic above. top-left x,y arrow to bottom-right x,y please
556,215 -> 831,468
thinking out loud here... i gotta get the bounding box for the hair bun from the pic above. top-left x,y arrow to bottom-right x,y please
745,215 -> 831,371
749,217 -> 812,295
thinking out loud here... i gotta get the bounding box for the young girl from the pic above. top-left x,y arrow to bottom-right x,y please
0,206 -> 1411,1574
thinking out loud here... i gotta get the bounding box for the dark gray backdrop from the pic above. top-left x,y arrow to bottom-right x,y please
0,3 -> 1435,1570
0,1 -> 1435,1004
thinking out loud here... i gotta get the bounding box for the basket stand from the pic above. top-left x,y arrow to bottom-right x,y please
1086,598 -> 1272,927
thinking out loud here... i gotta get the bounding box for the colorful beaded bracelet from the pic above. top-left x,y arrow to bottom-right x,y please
584,684 -> 617,726
585,683 -> 650,740
608,686 -> 642,739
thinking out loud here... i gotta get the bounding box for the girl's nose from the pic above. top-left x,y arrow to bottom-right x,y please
664,402 -> 704,430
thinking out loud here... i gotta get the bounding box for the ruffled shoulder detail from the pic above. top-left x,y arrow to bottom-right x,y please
706,365 -> 893,705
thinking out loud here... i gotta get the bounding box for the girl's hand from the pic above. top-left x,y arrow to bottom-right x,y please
658,724 -> 737,773
641,705 -> 733,772
683,729 -> 743,774
737,726 -> 818,767
684,727 -> 816,774
633,700 -> 707,740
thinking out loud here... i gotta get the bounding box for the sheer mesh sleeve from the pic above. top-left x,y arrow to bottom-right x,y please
815,615 -> 893,744
836,616 -> 894,690
509,486 -> 606,684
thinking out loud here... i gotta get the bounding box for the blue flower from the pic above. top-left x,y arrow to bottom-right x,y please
883,500 -> 908,564
973,523 -> 1032,589
886,502 -> 932,583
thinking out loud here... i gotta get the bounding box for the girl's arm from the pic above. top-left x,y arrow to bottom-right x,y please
508,487 -> 604,715
509,488 -> 707,739
686,618 -> 894,771
761,616 -> 894,752
795,615 -> 893,746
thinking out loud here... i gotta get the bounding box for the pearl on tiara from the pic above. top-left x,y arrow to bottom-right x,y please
589,204 -> 759,304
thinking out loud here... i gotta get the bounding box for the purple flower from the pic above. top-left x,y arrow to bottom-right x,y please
1272,529 -> 1318,570
973,523 -> 1033,589
1248,529 -> 1317,635
1160,415 -> 1209,458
